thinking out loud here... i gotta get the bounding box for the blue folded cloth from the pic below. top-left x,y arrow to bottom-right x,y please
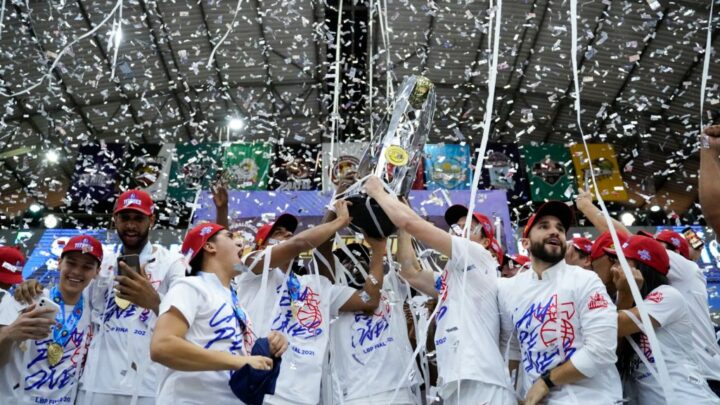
229,337 -> 282,404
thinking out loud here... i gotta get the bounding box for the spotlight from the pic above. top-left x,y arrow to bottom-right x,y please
44,214 -> 59,229
228,117 -> 245,131
649,205 -> 661,213
45,149 -> 59,164
29,203 -> 43,213
620,212 -> 636,226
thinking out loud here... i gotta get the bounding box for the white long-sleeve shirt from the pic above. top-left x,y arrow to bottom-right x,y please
498,260 -> 622,404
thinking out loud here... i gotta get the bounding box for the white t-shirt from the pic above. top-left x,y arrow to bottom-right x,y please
235,269 -> 355,405
80,242 -> 186,397
0,289 -> 93,405
433,236 -> 513,398
330,271 -> 420,401
498,260 -> 622,404
0,286 -> 15,325
666,250 -> 720,382
156,271 -> 252,405
627,284 -> 719,405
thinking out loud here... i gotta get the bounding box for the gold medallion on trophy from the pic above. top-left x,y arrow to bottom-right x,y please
385,145 -> 409,167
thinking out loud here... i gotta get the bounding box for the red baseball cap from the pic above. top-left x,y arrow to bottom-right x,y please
114,190 -> 154,216
0,246 -> 25,285
488,238 -> 504,266
590,231 -> 629,261
62,235 -> 103,264
507,254 -> 530,267
523,201 -> 574,239
182,223 -> 225,263
444,204 -> 494,239
604,235 -> 670,276
254,213 -> 299,248
572,237 -> 594,255
654,230 -> 690,260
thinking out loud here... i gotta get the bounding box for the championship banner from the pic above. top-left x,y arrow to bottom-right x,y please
321,142 -> 368,192
569,143 -> 628,201
121,143 -> 175,201
68,143 -> 125,210
268,144 -> 321,191
479,143 -> 529,203
223,142 -> 272,190
522,144 -> 576,201
167,142 -> 222,203
423,143 -> 472,190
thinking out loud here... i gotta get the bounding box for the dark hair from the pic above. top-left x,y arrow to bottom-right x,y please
188,233 -> 219,276
616,261 -> 669,379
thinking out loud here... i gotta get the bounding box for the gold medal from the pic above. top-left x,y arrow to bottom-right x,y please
47,342 -> 63,367
115,295 -> 131,309
384,145 -> 409,166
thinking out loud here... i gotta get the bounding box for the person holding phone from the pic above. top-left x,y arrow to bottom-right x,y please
14,189 -> 187,405
0,235 -> 102,404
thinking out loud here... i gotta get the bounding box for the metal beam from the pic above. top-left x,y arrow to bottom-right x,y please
494,0 -> 548,137
590,6 -> 670,137
543,2 -> 612,142
138,0 -> 196,140
13,4 -> 98,140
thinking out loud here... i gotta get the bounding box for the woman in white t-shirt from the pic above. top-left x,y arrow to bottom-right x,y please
610,235 -> 719,404
151,223 -> 288,405
0,235 -> 103,405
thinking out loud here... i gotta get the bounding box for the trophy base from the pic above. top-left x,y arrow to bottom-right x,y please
345,194 -> 398,239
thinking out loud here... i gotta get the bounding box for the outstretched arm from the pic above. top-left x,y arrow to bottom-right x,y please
339,237 -> 386,313
212,180 -> 229,228
575,188 -> 630,236
396,229 -> 438,297
699,125 -> 720,236
245,200 -> 352,274
364,176 -> 453,258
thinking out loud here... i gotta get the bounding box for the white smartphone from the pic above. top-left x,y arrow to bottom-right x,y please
36,297 -> 61,320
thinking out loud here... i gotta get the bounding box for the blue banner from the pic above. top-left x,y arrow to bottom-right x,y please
423,144 -> 472,190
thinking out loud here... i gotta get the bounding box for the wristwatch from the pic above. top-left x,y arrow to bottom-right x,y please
541,370 -> 556,389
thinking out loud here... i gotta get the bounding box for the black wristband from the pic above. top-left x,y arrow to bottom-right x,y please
541,370 -> 556,389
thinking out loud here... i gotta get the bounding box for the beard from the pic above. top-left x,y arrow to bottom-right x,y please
118,227 -> 150,251
529,237 -> 567,265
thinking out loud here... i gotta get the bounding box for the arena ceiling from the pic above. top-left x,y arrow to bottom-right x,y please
0,0 -> 717,218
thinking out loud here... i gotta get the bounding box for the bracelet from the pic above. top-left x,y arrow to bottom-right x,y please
541,370 -> 556,389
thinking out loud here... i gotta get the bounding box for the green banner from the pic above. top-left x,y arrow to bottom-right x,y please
522,144 -> 576,202
223,142 -> 272,190
167,142 -> 222,202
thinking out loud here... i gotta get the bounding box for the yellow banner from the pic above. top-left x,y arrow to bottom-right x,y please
569,144 -> 628,201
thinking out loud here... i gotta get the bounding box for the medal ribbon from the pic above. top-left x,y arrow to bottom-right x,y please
287,272 -> 303,305
50,287 -> 84,348
230,286 -> 255,354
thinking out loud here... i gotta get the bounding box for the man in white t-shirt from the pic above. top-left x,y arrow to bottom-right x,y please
497,201 -> 622,405
565,237 -> 593,269
14,190 -> 187,405
364,176 -> 516,404
237,200 -> 387,405
0,235 -> 103,405
0,246 -> 25,326
329,237 -> 421,404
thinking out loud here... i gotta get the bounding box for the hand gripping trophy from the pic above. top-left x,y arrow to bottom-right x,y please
340,75 -> 436,238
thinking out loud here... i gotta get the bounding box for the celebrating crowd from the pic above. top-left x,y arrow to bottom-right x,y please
1,128 -> 720,405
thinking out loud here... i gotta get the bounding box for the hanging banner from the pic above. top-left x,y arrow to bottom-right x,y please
479,142 -> 529,203
223,142 -> 272,190
268,144 -> 321,191
68,143 -> 125,210
120,143 -> 174,201
522,144 -> 576,201
321,142 -> 368,192
423,143 -> 472,190
569,143 -> 628,201
167,142 -> 223,202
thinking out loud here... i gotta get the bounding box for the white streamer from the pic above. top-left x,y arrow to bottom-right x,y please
109,0 -> 123,81
0,0 -> 123,98
206,0 -> 244,68
568,0 -> 674,401
700,0 -> 714,131
326,0 -> 344,193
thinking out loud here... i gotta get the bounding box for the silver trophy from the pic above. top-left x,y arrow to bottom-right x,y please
345,75 -> 436,238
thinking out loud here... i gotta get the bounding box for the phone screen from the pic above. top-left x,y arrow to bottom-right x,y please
682,227 -> 704,250
118,254 -> 141,275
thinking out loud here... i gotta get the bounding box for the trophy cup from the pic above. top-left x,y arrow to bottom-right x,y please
343,75 -> 436,238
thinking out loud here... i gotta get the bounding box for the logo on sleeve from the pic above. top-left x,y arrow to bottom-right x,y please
587,291 -> 609,310
646,291 -> 663,303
